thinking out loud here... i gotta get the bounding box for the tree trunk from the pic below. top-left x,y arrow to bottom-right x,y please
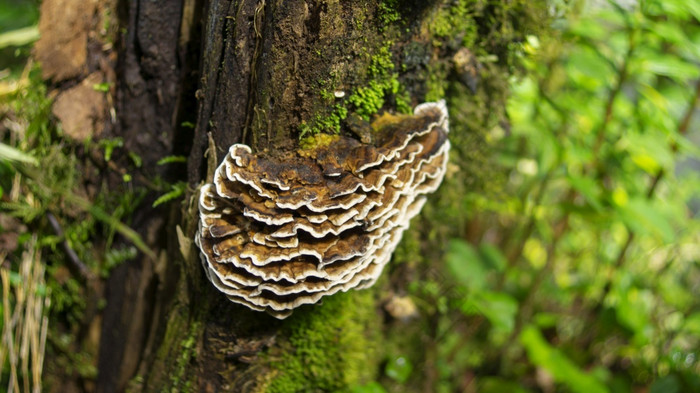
35,0 -> 547,391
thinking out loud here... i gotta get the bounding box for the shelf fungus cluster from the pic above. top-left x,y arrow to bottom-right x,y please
195,100 -> 450,318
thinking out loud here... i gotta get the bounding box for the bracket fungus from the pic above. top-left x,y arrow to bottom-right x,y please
195,100 -> 450,318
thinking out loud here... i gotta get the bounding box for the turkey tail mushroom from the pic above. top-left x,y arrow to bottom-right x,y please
195,100 -> 450,319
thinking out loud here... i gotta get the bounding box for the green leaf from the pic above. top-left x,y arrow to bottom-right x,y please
622,128 -> 674,174
350,382 -> 387,393
537,130 -> 560,172
616,197 -> 675,243
446,239 -> 483,287
385,356 -> 412,383
566,174 -> 603,211
0,143 -> 38,165
99,138 -> 123,162
0,25 -> 39,48
103,246 -> 138,277
682,312 -> 700,335
566,17 -> 609,41
643,55 -> 700,81
644,22 -> 700,62
9,271 -> 22,286
614,286 -> 653,343
681,0 -> 700,22
152,182 -> 186,208
92,83 -> 111,92
478,243 -> 507,272
65,193 -> 156,260
638,83 -> 669,114
520,325 -> 609,393
479,377 -> 531,393
462,291 -> 518,333
128,152 -> 142,168
650,375 -> 681,393
567,46 -> 614,87
534,312 -> 559,328
156,155 -> 187,165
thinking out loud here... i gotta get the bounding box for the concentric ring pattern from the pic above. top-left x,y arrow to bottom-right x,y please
196,101 -> 450,318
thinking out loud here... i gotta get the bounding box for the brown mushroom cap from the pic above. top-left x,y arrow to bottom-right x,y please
195,100 -> 450,318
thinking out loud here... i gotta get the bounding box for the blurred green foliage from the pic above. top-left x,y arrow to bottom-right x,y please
0,2 -> 154,384
0,64 -> 152,387
0,0 -> 38,34
374,0 -> 700,392
0,0 -> 39,76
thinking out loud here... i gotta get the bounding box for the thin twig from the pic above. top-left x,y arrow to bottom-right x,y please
592,29 -> 636,170
14,163 -> 156,260
502,212 -> 571,371
46,212 -> 94,281
502,64 -> 564,271
63,192 -> 157,260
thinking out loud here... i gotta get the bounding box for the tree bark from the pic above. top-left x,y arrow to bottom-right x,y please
34,0 -> 548,391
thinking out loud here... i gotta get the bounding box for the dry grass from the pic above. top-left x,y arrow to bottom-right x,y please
1,234 -> 50,393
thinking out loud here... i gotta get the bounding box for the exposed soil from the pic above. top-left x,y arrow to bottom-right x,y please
51,73 -> 107,140
34,0 -> 95,82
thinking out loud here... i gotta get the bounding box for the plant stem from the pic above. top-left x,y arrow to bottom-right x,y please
592,29 -> 635,171
598,78 -> 700,299
500,30 -> 638,372
46,212 -> 94,281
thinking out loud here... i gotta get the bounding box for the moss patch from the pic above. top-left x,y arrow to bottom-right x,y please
298,132 -> 341,151
299,104 -> 348,138
299,3 -> 407,140
301,42 -> 402,137
265,290 -> 380,392
346,44 -> 400,121
428,0 -> 478,44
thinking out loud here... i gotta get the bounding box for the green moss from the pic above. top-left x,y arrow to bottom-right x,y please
367,45 -> 394,77
353,13 -> 366,30
347,44 -> 400,120
392,225 -> 422,266
302,41 -> 403,137
167,321 -> 200,393
424,63 -> 448,103
129,303 -> 200,393
423,0 -> 548,103
378,0 -> 400,27
394,85 -> 412,114
299,133 -> 341,150
318,89 -> 335,101
347,78 -> 399,120
423,0 -> 479,102
299,104 -> 348,137
429,0 -> 479,45
265,290 -> 380,392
